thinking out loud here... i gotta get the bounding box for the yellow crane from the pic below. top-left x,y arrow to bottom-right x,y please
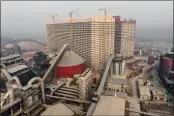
69,8 -> 79,49
99,8 -> 108,23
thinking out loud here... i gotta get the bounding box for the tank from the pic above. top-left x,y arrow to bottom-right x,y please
56,51 -> 85,78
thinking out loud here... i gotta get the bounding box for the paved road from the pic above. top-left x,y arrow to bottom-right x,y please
130,73 -> 144,98
128,73 -> 144,116
127,63 -> 159,116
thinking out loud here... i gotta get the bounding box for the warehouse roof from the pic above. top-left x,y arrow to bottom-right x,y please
41,103 -> 74,116
93,96 -> 125,115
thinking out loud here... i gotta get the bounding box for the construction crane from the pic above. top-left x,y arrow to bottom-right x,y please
99,8 -> 110,40
99,8 -> 110,23
69,8 -> 79,49
99,8 -> 111,69
49,14 -> 58,22
69,8 -> 79,24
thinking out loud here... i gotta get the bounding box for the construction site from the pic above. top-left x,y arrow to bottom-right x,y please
47,8 -> 136,72
2,7 -> 174,116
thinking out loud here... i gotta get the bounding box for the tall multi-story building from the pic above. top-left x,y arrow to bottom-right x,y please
46,15 -> 136,72
47,16 -> 114,72
113,16 -> 136,57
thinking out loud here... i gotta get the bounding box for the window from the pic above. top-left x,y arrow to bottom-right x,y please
155,97 -> 157,100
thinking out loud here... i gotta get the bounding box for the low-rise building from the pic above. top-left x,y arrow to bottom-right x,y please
107,77 -> 129,93
139,86 -> 151,101
77,68 -> 93,101
150,87 -> 168,102
138,79 -> 146,86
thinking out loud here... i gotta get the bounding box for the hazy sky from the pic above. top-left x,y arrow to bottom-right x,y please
1,1 -> 173,41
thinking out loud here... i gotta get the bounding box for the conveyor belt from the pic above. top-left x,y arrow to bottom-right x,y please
54,92 -> 77,99
42,44 -> 69,83
86,55 -> 114,115
60,87 -> 79,93
56,90 -> 79,96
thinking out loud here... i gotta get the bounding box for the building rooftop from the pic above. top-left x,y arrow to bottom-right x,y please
93,96 -> 125,115
7,64 -> 28,74
1,54 -> 21,62
139,86 -> 151,96
108,77 -> 128,85
41,103 -> 74,116
47,15 -> 114,24
138,79 -> 145,86
150,87 -> 167,96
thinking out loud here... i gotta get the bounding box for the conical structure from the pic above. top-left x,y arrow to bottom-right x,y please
57,51 -> 85,78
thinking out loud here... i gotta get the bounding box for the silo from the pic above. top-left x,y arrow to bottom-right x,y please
56,51 -> 85,78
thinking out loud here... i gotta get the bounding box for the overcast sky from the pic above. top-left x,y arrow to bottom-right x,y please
1,1 -> 173,41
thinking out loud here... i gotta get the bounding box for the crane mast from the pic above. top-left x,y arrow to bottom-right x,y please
99,8 -> 110,39
49,14 -> 58,23
99,8 -> 110,70
49,14 -> 58,53
99,8 -> 107,23
69,8 -> 79,49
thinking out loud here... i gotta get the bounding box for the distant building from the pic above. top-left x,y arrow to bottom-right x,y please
148,56 -> 155,64
113,16 -> 136,57
139,50 -> 142,56
4,42 -> 22,55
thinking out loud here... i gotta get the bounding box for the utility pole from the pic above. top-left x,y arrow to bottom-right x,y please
69,8 -> 79,50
